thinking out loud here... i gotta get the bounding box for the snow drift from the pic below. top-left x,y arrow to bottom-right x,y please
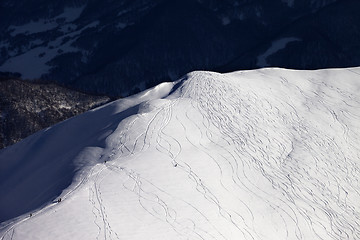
1,68 -> 360,239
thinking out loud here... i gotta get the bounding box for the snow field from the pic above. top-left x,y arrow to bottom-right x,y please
1,68 -> 360,239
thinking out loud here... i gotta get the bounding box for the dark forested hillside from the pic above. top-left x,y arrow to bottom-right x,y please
0,77 -> 109,148
0,0 -> 359,96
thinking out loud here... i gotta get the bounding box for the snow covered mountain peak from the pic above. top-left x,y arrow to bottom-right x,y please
1,68 -> 360,239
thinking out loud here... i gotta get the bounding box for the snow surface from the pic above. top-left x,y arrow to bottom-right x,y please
0,41 -> 9,50
8,6 -> 85,37
1,68 -> 360,240
282,0 -> 295,8
8,20 -> 58,37
59,24 -> 78,33
257,38 -> 301,67
116,22 -> 132,29
55,6 -> 85,23
0,21 -> 99,79
221,16 -> 231,26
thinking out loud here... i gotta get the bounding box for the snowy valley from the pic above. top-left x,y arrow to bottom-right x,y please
1,68 -> 360,239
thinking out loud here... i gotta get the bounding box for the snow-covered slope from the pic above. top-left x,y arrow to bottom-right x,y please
1,68 -> 360,239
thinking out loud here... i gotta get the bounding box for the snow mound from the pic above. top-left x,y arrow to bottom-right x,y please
1,68 -> 360,240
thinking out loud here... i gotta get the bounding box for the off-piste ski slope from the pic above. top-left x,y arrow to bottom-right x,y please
1,68 -> 360,240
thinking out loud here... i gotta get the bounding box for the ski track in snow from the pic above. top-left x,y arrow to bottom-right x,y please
1,68 -> 360,239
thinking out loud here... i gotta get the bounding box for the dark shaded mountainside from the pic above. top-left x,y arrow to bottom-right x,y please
221,0 -> 360,71
0,76 -> 110,148
1,0 -> 359,97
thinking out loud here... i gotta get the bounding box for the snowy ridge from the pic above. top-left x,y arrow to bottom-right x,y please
1,68 -> 360,239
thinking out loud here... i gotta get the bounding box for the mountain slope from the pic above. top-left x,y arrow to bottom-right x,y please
0,77 -> 110,149
72,0 -> 238,96
1,0 -> 359,96
220,0 -> 360,72
1,68 -> 360,239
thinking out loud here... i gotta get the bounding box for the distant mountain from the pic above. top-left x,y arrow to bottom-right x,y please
0,76 -> 110,149
220,0 -> 360,72
1,67 -> 360,239
0,0 -> 359,96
